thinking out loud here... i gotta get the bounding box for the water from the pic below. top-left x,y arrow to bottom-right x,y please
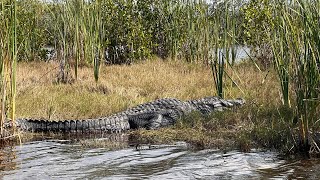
1,137 -> 320,179
211,46 -> 251,64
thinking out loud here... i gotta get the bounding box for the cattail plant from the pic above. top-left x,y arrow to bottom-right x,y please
293,0 -> 320,152
0,0 -> 17,137
267,0 -> 320,153
209,0 -> 238,98
268,2 -> 291,107
48,0 -> 107,83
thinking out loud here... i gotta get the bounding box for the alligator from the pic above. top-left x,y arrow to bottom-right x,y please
5,96 -> 245,134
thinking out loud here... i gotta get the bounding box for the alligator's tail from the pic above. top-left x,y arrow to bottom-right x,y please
14,114 -> 130,133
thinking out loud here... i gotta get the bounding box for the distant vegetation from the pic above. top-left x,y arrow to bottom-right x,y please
1,0 -> 319,156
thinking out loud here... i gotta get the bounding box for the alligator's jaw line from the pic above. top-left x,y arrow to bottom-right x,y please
10,96 -> 245,134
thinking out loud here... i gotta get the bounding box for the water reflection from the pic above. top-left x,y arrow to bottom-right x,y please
258,158 -> 320,179
1,137 -> 320,179
0,144 -> 17,173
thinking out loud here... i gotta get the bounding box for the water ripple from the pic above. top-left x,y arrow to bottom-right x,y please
1,140 -> 320,179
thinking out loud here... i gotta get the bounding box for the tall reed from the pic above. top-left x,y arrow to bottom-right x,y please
0,0 -> 17,136
209,1 -> 238,98
268,2 -> 291,107
268,0 -> 320,153
294,0 -> 320,152
48,0 -> 106,82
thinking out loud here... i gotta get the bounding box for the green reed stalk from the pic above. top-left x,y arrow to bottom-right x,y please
268,0 -> 320,152
230,1 -> 237,66
10,0 -> 17,129
268,2 -> 291,107
209,1 -> 235,98
50,0 -> 104,83
0,1 -> 5,135
295,0 -> 320,150
210,5 -> 222,98
224,1 -> 230,66
93,0 -> 103,82
0,0 -> 17,135
49,1 -> 69,83
74,0 -> 81,80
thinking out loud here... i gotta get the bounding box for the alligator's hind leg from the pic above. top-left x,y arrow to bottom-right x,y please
128,112 -> 164,130
128,111 -> 175,130
148,112 -> 177,130
146,114 -> 164,130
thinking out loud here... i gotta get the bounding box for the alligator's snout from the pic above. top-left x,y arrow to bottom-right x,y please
233,98 -> 245,106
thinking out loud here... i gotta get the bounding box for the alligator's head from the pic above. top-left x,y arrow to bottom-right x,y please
200,96 -> 245,106
226,98 -> 246,106
189,96 -> 245,114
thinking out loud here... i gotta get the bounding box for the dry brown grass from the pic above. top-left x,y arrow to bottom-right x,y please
16,59 -> 282,120
15,59 -> 293,151
16,59 -> 213,119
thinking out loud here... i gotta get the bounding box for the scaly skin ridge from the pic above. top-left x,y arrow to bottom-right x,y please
8,96 -> 245,133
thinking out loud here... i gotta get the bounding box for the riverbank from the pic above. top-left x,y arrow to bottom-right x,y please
14,59 -> 295,153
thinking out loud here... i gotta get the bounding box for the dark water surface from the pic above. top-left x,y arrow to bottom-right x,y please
1,137 -> 320,179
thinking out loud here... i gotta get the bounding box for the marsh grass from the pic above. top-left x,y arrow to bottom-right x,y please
132,100 -> 297,153
124,60 -> 301,152
14,60 -> 279,119
15,60 -> 215,119
1,0 -> 319,155
266,0 -> 320,154
14,59 -> 290,152
0,0 -> 18,140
